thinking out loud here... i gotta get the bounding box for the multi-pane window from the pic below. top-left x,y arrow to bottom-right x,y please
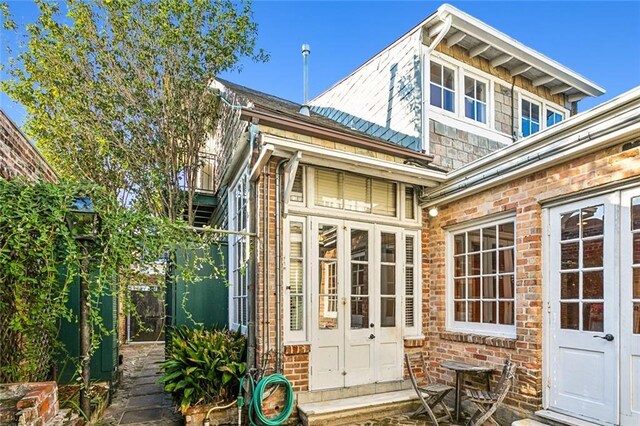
405,187 -> 415,220
559,205 -> 605,331
314,168 -> 397,217
452,220 -> 515,329
405,235 -> 416,328
632,197 -> 640,334
350,229 -> 369,329
290,167 -> 304,203
521,99 -> 541,137
229,170 -> 249,331
430,62 -> 455,112
318,224 -> 338,329
546,108 -> 564,128
289,221 -> 305,333
464,77 -> 487,123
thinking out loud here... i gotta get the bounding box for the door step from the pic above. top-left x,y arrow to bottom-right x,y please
523,410 -> 603,426
297,389 -> 420,426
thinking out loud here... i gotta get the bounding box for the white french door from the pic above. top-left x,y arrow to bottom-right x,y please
310,217 -> 404,390
548,194 -> 618,424
620,188 -> 640,426
548,188 -> 640,425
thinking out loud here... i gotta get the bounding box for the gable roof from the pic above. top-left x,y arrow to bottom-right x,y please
314,3 -> 604,103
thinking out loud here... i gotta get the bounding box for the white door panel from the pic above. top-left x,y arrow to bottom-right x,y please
549,194 -> 618,425
620,188 -> 640,426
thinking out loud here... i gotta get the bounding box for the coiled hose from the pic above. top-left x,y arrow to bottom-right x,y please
238,374 -> 294,426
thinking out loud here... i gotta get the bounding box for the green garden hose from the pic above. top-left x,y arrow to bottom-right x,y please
239,374 -> 295,426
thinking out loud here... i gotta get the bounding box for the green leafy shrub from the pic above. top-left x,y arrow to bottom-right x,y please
161,327 -> 246,413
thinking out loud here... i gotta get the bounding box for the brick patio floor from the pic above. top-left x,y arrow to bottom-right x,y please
97,344 -> 181,426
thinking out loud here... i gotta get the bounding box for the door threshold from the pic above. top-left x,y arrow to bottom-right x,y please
298,380 -> 411,404
535,410 -> 604,426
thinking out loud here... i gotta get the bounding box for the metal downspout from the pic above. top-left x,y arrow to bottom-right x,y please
274,160 -> 287,373
247,123 -> 259,372
263,166 -> 270,361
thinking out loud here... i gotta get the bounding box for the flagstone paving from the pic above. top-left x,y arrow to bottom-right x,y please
97,344 -> 181,426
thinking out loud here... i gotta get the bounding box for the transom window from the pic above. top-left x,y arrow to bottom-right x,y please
430,62 -> 455,112
314,168 -> 397,217
449,218 -> 516,336
464,76 -> 487,124
521,99 -> 541,137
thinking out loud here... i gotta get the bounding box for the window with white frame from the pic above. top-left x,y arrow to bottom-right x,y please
521,98 -> 541,137
287,218 -> 306,341
229,169 -> 249,332
430,62 -> 456,113
314,168 -> 397,217
464,76 -> 487,124
449,218 -> 516,336
546,108 -> 564,128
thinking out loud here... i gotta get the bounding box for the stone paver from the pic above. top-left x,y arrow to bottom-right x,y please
98,344 -> 181,425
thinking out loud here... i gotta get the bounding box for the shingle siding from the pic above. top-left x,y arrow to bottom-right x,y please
310,30 -> 423,151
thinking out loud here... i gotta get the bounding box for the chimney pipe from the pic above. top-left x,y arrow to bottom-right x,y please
300,43 -> 311,116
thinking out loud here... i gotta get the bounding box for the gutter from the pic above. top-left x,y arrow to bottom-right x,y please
421,87 -> 640,207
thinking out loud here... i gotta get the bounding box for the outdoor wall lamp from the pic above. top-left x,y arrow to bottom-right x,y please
65,195 -> 100,419
428,207 -> 439,218
66,196 -> 100,241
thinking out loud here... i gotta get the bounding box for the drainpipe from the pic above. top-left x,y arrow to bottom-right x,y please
274,160 -> 287,373
247,123 -> 259,372
263,168 -> 270,359
511,77 -> 517,141
420,14 -> 452,154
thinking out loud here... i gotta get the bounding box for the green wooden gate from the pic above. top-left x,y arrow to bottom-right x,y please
166,243 -> 228,330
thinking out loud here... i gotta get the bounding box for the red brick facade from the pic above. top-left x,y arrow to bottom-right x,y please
423,141 -> 640,413
0,109 -> 56,182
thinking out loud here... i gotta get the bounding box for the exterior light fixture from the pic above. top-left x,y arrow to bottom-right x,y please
65,196 -> 100,241
428,207 -> 439,218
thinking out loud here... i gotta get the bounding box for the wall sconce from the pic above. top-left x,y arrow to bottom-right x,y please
428,207 -> 438,218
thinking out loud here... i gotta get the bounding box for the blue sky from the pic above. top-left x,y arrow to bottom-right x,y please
1,1 -> 639,128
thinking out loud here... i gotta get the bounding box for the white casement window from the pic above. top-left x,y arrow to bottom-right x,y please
521,98 -> 541,137
464,76 -> 487,124
285,216 -> 307,342
430,62 -> 456,113
289,167 -> 304,203
314,168 -> 397,218
447,217 -> 516,337
228,168 -> 249,332
546,107 -> 564,128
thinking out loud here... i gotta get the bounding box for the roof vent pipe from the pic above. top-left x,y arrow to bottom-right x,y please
299,43 -> 311,116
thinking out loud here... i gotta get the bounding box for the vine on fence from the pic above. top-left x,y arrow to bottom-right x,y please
0,179 -> 226,383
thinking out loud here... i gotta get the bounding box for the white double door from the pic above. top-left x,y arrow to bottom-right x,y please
548,189 -> 640,425
310,218 -> 404,390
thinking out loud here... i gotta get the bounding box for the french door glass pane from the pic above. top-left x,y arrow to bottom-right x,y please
351,297 -> 369,329
633,268 -> 640,299
582,205 -> 604,237
560,210 -> 580,240
583,302 -> 604,332
634,303 -> 640,334
319,224 -> 338,329
583,271 -> 603,299
583,238 -> 603,268
381,297 -> 396,327
381,233 -> 396,262
632,196 -> 640,230
351,230 -> 368,260
561,242 -> 579,270
561,272 -> 579,299
561,303 -> 579,329
381,265 -> 396,294
634,234 -> 640,264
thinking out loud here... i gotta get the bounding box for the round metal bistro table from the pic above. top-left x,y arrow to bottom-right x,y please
441,360 -> 493,423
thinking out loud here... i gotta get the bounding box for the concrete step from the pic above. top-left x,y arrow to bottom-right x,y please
297,389 -> 421,426
529,410 -> 601,426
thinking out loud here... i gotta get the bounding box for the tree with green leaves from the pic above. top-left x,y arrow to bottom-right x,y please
3,0 -> 267,224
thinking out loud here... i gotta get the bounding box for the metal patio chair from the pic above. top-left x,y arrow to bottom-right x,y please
405,352 -> 454,426
465,356 -> 516,426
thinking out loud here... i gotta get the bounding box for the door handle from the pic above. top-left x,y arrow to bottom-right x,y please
593,333 -> 614,341
369,334 -> 375,340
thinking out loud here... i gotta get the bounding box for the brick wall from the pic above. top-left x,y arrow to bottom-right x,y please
0,110 -> 56,182
422,142 -> 640,414
0,382 -> 59,425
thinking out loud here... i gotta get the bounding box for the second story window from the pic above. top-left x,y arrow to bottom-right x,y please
521,99 -> 541,137
464,76 -> 487,124
546,108 -> 564,127
430,62 -> 455,113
